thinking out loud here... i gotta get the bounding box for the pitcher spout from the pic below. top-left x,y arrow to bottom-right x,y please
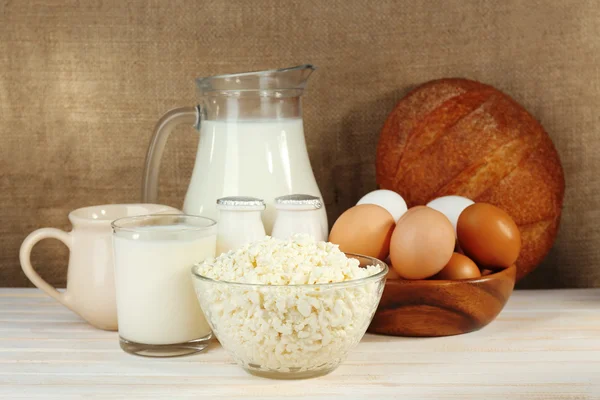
274,64 -> 316,90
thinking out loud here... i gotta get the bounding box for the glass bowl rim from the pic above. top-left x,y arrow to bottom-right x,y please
191,252 -> 388,289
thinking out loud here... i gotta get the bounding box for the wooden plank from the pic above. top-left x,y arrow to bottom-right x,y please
0,288 -> 598,399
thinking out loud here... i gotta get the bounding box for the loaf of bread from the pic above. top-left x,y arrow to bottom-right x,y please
376,78 -> 565,281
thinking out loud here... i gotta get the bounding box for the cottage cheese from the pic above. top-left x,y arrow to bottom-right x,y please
193,235 -> 386,373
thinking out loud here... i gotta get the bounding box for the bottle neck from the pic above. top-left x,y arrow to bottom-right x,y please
276,207 -> 321,214
219,209 -> 264,224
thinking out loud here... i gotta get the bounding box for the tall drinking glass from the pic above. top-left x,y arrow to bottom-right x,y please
112,214 -> 216,357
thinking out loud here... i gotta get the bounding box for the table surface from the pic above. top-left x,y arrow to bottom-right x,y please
0,288 -> 599,399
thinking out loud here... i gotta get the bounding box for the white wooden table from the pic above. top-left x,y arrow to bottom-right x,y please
1,288 -> 599,399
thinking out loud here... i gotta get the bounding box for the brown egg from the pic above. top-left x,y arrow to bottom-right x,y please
389,207 -> 455,280
481,269 -> 494,276
329,204 -> 395,259
457,203 -> 521,270
432,253 -> 481,280
397,205 -> 427,223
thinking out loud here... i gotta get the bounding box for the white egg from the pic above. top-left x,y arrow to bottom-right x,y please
426,195 -> 474,234
357,190 -> 407,222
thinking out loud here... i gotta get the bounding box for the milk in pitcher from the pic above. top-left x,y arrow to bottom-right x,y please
184,119 -> 325,233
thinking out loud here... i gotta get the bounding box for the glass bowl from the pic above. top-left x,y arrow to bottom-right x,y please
191,253 -> 387,379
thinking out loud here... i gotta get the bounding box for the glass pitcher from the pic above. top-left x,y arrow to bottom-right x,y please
142,64 -> 327,234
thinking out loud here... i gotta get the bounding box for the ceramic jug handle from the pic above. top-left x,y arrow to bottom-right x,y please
141,106 -> 200,203
19,228 -> 75,311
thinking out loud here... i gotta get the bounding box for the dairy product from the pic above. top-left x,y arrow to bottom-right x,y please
271,194 -> 326,241
114,227 -> 216,345
216,196 -> 266,255
192,235 -> 386,373
183,119 -> 326,233
198,235 -> 379,284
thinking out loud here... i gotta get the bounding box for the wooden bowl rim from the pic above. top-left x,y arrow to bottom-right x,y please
385,264 -> 516,287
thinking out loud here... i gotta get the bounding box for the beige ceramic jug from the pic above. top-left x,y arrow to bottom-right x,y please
20,204 -> 180,331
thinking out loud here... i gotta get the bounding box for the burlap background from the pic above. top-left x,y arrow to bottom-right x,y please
0,0 -> 596,288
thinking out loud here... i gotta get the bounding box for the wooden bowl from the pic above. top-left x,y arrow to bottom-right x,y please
368,265 -> 516,337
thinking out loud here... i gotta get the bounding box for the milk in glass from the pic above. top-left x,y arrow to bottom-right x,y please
113,226 -> 215,345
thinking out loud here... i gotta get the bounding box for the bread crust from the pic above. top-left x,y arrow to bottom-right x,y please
376,78 -> 565,281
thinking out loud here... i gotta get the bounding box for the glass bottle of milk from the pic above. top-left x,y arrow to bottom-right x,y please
271,194 -> 326,241
216,196 -> 266,255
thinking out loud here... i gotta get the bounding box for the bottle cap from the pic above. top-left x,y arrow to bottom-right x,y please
216,196 -> 265,211
275,194 -> 322,210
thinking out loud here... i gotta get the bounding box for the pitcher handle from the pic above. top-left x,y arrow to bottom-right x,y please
19,228 -> 75,311
141,106 -> 200,202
